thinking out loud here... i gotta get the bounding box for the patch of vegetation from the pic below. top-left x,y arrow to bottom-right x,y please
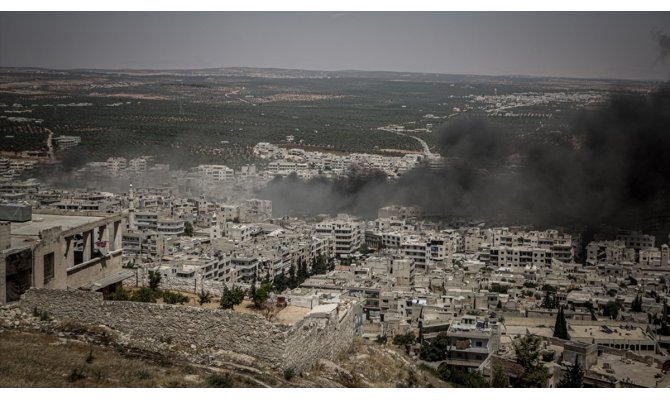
197,289 -> 212,305
435,363 -> 488,388
206,373 -> 234,388
283,367 -> 296,381
489,283 -> 509,294
161,290 -> 189,305
419,332 -> 449,362
66,367 -> 87,383
220,285 -> 246,309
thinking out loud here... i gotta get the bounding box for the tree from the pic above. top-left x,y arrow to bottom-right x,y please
631,294 -> 643,312
249,279 -> 257,302
252,282 -> 272,308
105,286 -> 130,301
393,331 -> 416,355
198,289 -> 212,305
273,272 -> 288,293
162,290 -> 189,305
183,221 -> 194,237
553,307 -> 570,340
491,361 -> 509,388
288,263 -> 297,288
558,358 -> 584,388
603,300 -> 622,319
419,332 -> 450,362
436,363 -> 489,388
220,285 -> 245,309
541,289 -> 558,309
490,283 -> 509,294
148,270 -> 161,291
311,253 -> 328,275
375,335 -> 388,345
131,287 -> 158,303
512,335 -> 550,388
297,259 -> 308,282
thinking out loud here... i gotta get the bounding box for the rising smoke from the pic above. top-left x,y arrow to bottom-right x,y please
257,86 -> 670,239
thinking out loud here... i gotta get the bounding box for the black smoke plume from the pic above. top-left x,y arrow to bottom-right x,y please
653,29 -> 670,64
258,86 -> 670,239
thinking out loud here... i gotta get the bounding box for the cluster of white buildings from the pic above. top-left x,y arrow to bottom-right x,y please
469,91 -> 607,116
3,170 -> 670,388
253,142 -> 424,179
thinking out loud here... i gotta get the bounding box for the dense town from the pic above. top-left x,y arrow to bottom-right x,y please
1,138 -> 669,388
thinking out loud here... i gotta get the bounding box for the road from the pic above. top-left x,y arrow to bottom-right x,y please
378,112 -> 459,157
225,88 -> 253,105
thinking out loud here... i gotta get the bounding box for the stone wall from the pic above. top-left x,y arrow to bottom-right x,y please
18,288 -> 355,372
122,269 -> 250,297
283,303 -> 356,371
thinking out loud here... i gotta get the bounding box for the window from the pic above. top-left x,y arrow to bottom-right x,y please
44,252 -> 55,284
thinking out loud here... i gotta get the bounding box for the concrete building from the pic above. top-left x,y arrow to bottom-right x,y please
444,315 -> 500,369
122,230 -> 166,259
1,212 -> 127,304
489,246 -> 552,269
315,216 -> 363,257
616,231 -> 655,251
196,164 -> 235,182
240,199 -> 272,222
586,241 -> 634,266
53,135 -> 81,150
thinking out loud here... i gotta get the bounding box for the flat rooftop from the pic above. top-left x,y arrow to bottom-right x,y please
571,325 -> 652,342
589,352 -> 670,387
275,305 -> 311,325
10,214 -> 105,238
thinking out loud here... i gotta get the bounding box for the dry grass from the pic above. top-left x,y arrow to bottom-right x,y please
0,330 -> 252,388
328,338 -> 451,388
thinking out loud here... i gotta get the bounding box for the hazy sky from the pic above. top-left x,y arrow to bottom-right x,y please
1,12 -> 669,80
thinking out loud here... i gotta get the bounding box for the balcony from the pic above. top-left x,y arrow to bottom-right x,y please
67,249 -> 123,275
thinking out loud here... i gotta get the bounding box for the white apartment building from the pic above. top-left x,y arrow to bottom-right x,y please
226,223 -> 259,243
402,240 -> 428,269
267,161 -> 309,177
106,157 -> 127,176
489,246 -> 552,268
128,157 -> 148,174
196,164 -> 235,182
315,216 -> 363,257
134,211 -> 184,235
639,247 -> 662,266
586,241 -> 635,266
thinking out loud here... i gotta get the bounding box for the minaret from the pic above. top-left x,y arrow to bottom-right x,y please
128,183 -> 136,231
210,212 -> 220,240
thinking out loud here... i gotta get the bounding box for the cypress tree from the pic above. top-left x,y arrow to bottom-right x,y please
288,264 -> 296,288
558,358 -> 583,388
553,306 -> 570,340
631,294 -> 643,312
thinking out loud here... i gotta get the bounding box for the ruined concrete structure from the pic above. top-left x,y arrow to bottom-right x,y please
1,213 -> 126,304
19,288 -> 357,372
